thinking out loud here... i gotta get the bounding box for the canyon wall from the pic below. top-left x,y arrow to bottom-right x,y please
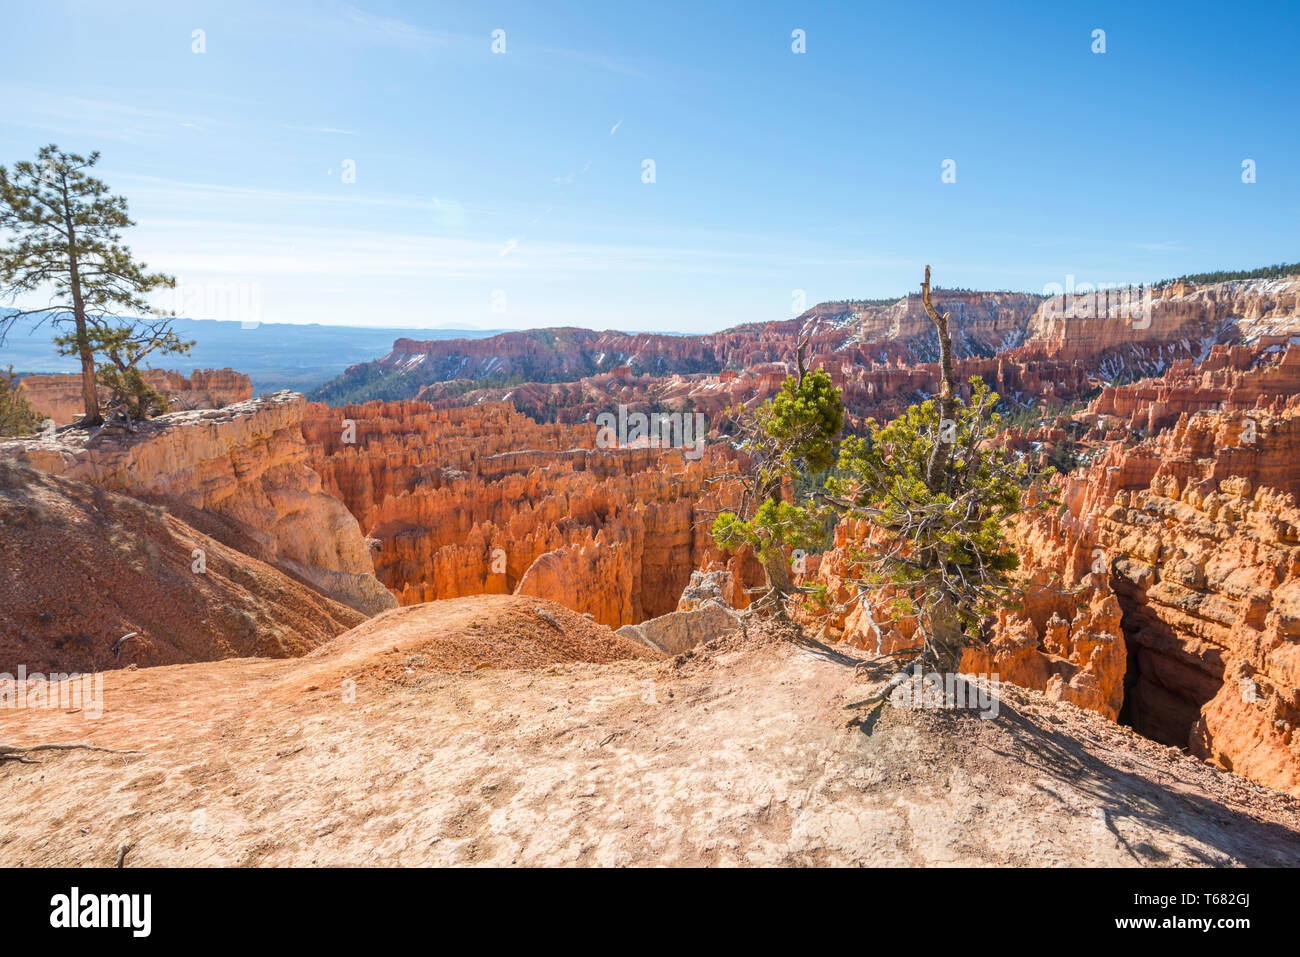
316,277 -> 1300,416
1018,276 -> 1300,380
417,350 -> 1098,438
410,278 -> 1300,434
1,391 -> 394,616
314,291 -> 1046,405
1015,346 -> 1300,792
1026,277 -> 1300,359
807,290 -> 1042,359
18,368 -> 252,425
1008,408 -> 1300,795
303,399 -> 761,628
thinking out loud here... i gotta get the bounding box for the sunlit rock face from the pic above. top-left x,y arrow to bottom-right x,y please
1007,346 -> 1300,795
303,399 -> 763,629
1020,276 -> 1300,379
17,368 -> 252,425
2,391 -> 394,617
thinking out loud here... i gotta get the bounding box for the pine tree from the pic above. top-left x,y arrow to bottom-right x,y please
55,315 -> 192,422
826,268 -> 1056,696
0,145 -> 176,425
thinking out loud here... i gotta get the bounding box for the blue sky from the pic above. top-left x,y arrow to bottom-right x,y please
1,0 -> 1296,333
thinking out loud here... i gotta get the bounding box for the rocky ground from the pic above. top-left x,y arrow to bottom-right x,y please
3,598 -> 1298,867
0,460 -> 363,671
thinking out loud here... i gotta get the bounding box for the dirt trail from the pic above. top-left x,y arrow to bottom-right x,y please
2,601 -> 1298,866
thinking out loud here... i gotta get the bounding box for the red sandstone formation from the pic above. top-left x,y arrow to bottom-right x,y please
2,392 -> 394,616
1090,343 -> 1300,435
1025,277 -> 1300,362
1009,347 -> 1300,794
1015,276 -> 1300,383
418,351 -> 1098,440
326,278 -> 1300,424
17,368 -> 252,425
323,291 -> 1045,404
1019,404 -> 1300,794
303,399 -> 761,627
0,459 -> 364,673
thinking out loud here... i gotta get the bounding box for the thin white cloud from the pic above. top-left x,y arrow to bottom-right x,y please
0,83 -> 225,142
335,2 -> 447,52
115,173 -> 467,214
327,4 -> 649,78
122,217 -> 911,282
284,125 -> 357,136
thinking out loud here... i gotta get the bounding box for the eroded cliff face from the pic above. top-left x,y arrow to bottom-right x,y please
811,291 -> 1042,359
1020,277 -> 1300,379
303,400 -> 760,628
17,368 -> 252,426
1009,347 -> 1300,793
321,278 -> 1300,418
0,460 -> 364,672
1091,344 -> 1300,435
1,391 -> 394,616
418,350 -> 1098,440
1033,409 -> 1300,793
318,291 -> 1046,405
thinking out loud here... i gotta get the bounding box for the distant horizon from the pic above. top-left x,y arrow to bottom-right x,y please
3,257 -> 1297,342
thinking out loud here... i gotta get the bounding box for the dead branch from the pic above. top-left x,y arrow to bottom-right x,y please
0,742 -> 142,764
843,665 -> 918,714
921,265 -> 956,492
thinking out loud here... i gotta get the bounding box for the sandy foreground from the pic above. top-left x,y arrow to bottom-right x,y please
2,599 -> 1299,867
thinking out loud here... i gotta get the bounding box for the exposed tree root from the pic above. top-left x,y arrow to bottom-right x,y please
0,742 -> 142,764
843,667 -> 917,715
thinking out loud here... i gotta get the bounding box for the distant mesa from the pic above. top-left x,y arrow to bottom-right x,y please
312,276 -> 1300,420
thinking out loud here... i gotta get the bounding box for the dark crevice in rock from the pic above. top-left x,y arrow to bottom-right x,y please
1112,572 -> 1223,750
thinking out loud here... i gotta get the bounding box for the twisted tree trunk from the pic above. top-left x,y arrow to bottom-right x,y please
924,593 -> 966,675
921,265 -> 964,674
921,265 -> 955,494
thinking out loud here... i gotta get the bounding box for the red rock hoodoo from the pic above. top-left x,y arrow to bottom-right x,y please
303,399 -> 761,628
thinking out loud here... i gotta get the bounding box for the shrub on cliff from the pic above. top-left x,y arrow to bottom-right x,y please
0,366 -> 42,436
826,268 -> 1056,698
711,344 -> 845,615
